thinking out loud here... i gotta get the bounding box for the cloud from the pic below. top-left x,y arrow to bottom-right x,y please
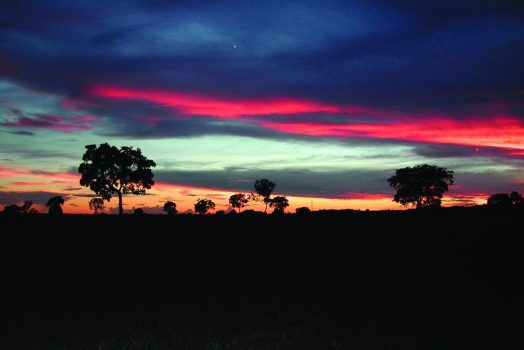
2,114 -> 98,132
9,130 -> 35,136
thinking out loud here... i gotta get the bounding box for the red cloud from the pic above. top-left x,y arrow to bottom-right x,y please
2,115 -> 98,132
260,117 -> 524,154
90,86 -> 367,118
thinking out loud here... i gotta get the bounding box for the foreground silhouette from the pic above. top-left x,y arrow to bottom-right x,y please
1,208 -> 522,349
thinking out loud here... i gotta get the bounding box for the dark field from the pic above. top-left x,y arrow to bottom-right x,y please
1,208 -> 523,349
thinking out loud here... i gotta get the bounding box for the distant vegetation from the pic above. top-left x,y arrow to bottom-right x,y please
2,144 -> 523,215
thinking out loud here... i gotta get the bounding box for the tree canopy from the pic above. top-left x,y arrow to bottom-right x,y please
163,201 -> 177,215
194,198 -> 215,215
254,179 -> 276,213
229,193 -> 249,213
46,196 -> 65,215
78,143 -> 156,215
269,196 -> 289,214
387,164 -> 454,209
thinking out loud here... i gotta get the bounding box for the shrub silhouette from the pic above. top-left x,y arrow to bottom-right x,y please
79,143 -> 156,215
2,201 -> 37,215
486,191 -> 524,207
194,199 -> 215,215
46,196 -> 64,215
388,164 -> 454,209
133,208 -> 144,215
295,207 -> 311,215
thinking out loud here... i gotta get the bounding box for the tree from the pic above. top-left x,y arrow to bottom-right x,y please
254,179 -> 276,213
387,164 -> 454,209
295,206 -> 311,215
229,193 -> 249,213
487,193 -> 512,207
46,196 -> 64,215
2,201 -> 36,215
78,143 -> 156,215
194,198 -> 215,215
510,191 -> 523,205
88,197 -> 105,214
163,201 -> 177,215
269,196 -> 289,214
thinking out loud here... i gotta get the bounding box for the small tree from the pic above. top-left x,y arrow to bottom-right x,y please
229,193 -> 249,213
387,164 -> 454,209
89,197 -> 105,214
510,191 -> 523,205
254,179 -> 276,213
163,201 -> 177,215
194,198 -> 215,215
78,143 -> 156,215
46,196 -> 65,215
269,196 -> 289,214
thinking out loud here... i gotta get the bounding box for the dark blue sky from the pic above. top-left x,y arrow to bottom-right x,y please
1,0 -> 524,212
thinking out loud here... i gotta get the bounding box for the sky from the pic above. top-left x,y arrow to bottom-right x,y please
1,0 -> 524,214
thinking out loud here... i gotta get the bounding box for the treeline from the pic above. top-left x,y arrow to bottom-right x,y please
1,144 -> 523,215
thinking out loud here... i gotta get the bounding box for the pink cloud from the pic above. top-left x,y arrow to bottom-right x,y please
2,115 -> 98,132
260,117 -> 524,153
90,86 -> 368,118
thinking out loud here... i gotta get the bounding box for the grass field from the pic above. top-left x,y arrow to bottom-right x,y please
0,208 -> 522,349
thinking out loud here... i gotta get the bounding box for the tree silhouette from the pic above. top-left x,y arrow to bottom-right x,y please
269,196 -> 289,214
2,201 -> 37,215
163,201 -> 177,215
388,164 -> 454,209
88,197 -> 105,214
487,193 -> 512,207
254,179 -> 276,213
229,193 -> 248,213
133,208 -> 144,215
510,191 -> 523,205
78,143 -> 156,215
194,198 -> 215,215
295,206 -> 311,215
46,196 -> 64,215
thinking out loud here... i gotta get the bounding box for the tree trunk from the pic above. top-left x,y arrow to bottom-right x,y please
117,191 -> 123,215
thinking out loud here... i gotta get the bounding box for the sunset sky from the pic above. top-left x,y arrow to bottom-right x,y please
1,1 -> 523,213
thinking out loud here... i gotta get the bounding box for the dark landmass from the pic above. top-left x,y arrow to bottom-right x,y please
0,207 -> 522,349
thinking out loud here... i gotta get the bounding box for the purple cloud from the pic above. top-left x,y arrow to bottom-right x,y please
2,115 -> 98,132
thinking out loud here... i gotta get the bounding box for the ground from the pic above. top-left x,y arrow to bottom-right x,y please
0,208 -> 522,349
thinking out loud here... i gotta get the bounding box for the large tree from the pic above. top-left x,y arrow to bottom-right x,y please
79,143 -> 156,215
254,179 -> 276,213
387,164 -> 454,209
